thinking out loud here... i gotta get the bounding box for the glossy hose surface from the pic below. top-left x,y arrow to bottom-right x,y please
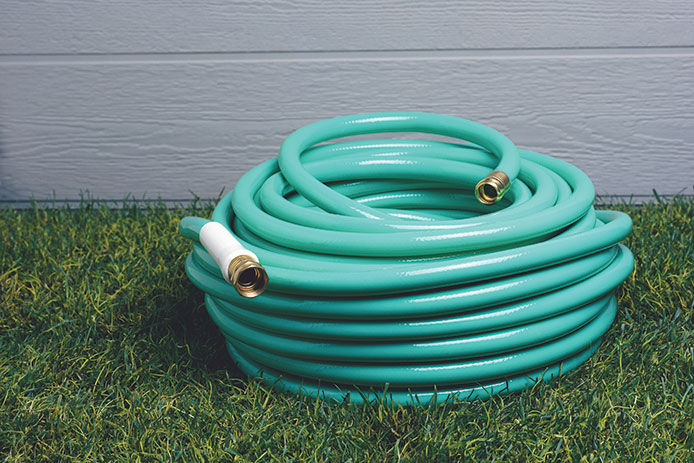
179,112 -> 634,405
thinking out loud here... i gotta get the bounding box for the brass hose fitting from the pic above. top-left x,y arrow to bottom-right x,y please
475,170 -> 511,205
228,255 -> 269,298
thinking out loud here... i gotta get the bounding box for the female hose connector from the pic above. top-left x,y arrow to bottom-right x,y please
475,170 -> 511,205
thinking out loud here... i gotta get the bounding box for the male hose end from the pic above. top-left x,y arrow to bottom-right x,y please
199,221 -> 268,298
228,255 -> 268,298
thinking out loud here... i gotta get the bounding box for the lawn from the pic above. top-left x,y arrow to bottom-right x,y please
1,197 -> 692,462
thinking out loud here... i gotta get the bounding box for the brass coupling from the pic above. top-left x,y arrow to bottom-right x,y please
475,170 -> 511,205
228,255 -> 269,298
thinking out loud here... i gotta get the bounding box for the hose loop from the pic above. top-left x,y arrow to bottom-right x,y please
180,112 -> 633,404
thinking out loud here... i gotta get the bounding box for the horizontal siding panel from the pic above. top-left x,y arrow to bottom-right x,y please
1,54 -> 692,199
1,1 -> 694,54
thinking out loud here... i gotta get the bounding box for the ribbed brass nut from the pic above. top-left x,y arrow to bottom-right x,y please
228,255 -> 269,298
475,170 -> 511,205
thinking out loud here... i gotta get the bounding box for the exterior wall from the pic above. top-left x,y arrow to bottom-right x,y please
1,1 -> 693,200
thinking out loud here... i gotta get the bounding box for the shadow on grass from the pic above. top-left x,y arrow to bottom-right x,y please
145,276 -> 245,380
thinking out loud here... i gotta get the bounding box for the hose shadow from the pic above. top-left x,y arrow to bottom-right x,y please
152,277 -> 245,380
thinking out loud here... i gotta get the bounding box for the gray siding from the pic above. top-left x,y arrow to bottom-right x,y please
1,1 -> 693,200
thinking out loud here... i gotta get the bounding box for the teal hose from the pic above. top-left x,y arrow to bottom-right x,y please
179,112 -> 634,405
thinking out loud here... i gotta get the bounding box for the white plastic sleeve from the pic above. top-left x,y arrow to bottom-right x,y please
199,221 -> 259,283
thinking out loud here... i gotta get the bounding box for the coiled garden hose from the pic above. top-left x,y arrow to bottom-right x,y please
179,112 -> 634,405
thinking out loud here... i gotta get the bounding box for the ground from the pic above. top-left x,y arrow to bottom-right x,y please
0,197 -> 692,462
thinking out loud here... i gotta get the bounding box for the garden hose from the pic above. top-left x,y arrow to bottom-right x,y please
179,112 -> 634,405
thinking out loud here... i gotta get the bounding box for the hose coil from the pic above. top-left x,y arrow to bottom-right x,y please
179,112 -> 634,404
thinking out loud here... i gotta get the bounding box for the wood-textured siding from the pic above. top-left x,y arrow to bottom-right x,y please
1,1 -> 693,200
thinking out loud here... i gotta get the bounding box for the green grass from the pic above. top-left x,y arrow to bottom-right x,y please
1,197 -> 692,462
